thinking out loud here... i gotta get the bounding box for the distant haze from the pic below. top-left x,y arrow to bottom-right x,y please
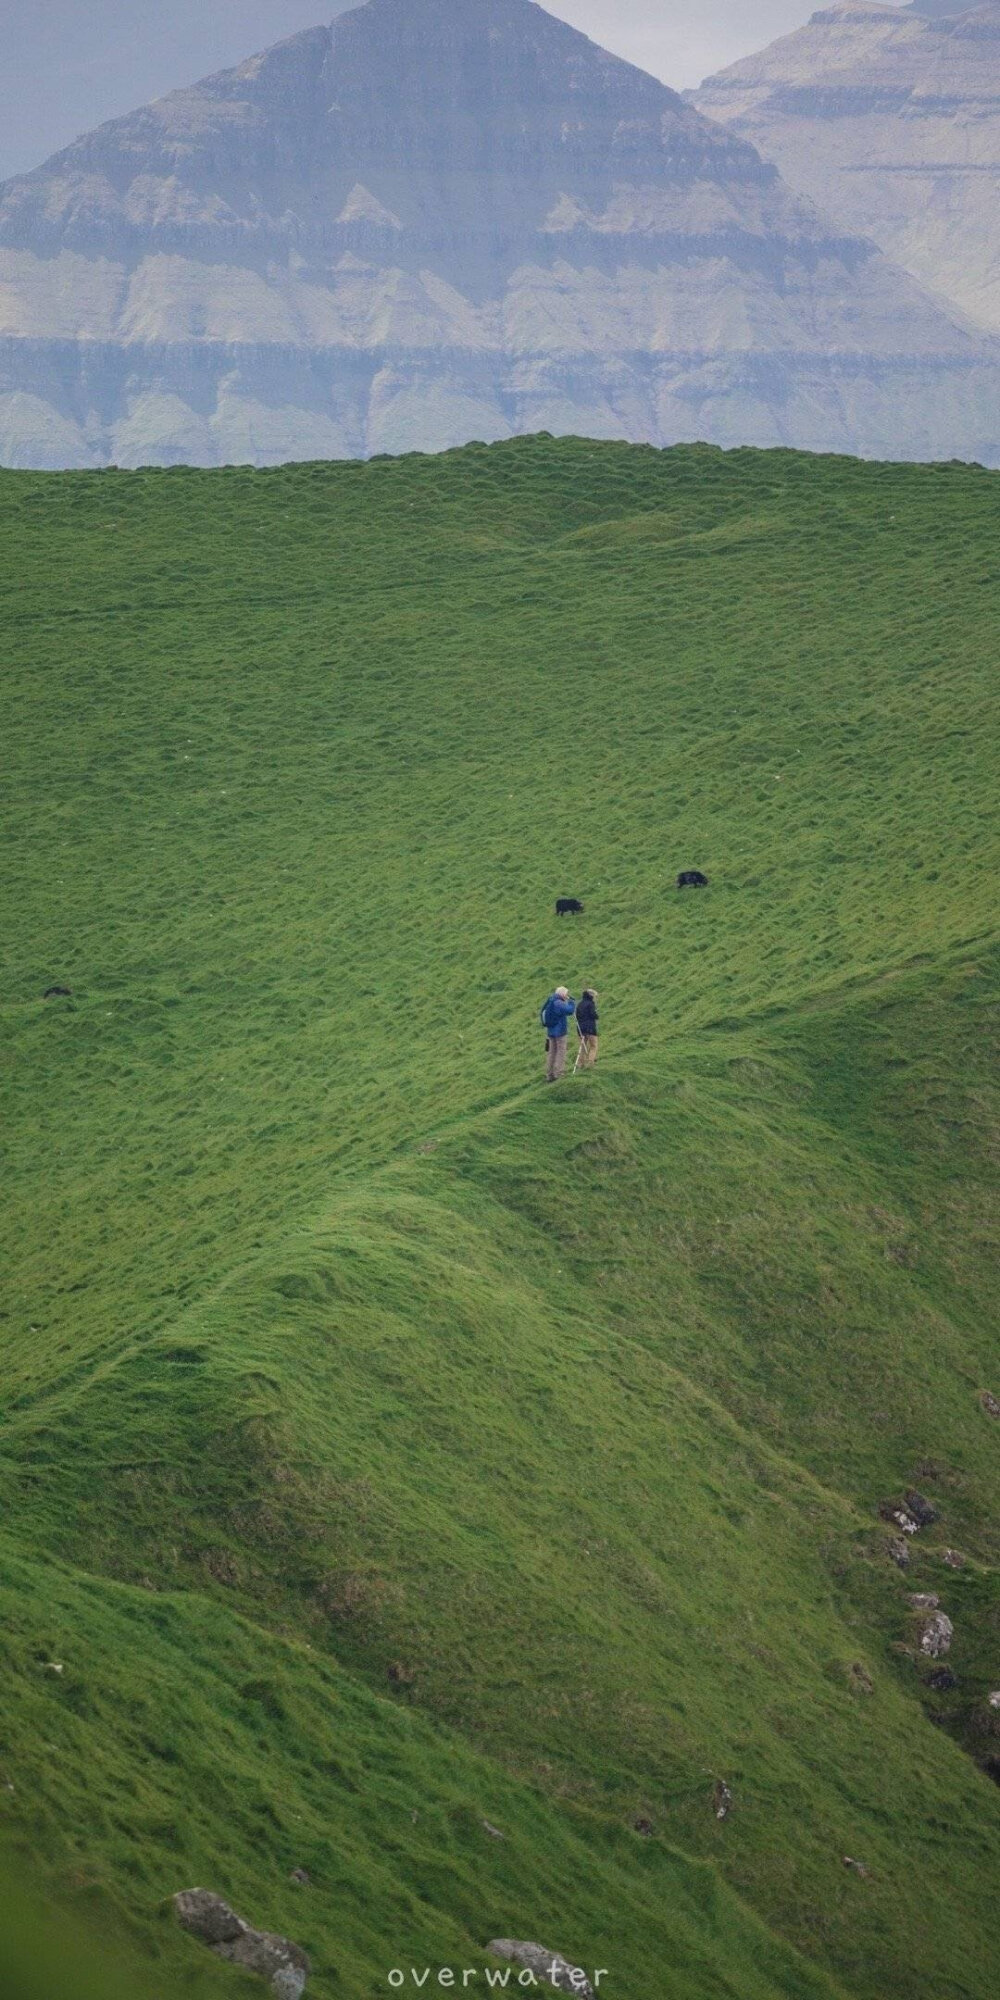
2,0 -> 913,183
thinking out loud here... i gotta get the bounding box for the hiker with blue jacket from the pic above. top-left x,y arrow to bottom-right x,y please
541,985 -> 576,1082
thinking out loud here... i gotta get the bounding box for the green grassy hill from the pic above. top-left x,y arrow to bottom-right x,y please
2,438 -> 998,2000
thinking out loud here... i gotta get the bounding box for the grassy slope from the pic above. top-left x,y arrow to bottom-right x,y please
2,439 -> 999,1999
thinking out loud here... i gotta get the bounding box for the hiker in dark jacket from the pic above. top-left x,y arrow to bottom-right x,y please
541,986 -> 576,1082
576,988 -> 599,1068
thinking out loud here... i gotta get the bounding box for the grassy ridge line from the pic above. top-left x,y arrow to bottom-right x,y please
4,956 -> 999,1999
3,443 -> 998,1392
6,940 -> 968,1442
10,944 -> 997,1549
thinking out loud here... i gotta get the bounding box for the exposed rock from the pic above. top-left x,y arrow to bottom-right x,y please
289,1868 -> 311,1886
842,1855 -> 870,1878
174,1891 -> 308,1998
1,0 -> 999,468
905,1491 -> 939,1529
218,1930 -> 310,1999
886,1536 -> 912,1570
907,1594 -> 941,1612
916,1611 -> 954,1659
925,1668 -> 958,1692
487,1941 -> 594,1997
880,1503 -> 920,1536
693,2 -> 1000,335
174,1891 -> 244,1949
942,1549 -> 966,1570
981,1392 -> 1000,1420
989,1692 -> 1000,1710
714,1779 -> 733,1821
481,1820 -> 505,1840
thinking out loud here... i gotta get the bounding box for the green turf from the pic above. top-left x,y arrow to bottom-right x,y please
2,439 -> 998,1999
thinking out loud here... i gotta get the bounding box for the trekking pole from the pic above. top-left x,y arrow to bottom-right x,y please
573,1034 -> 586,1075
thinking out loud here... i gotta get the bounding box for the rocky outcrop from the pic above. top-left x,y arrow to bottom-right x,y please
911,1601 -> 955,1657
905,1491 -> 939,1528
693,2 -> 1000,336
1,0 -> 999,468
174,1889 -> 309,1998
925,1666 -> 958,1690
487,1941 -> 594,1996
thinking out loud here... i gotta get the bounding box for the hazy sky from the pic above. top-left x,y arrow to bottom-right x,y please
0,0 -> 911,184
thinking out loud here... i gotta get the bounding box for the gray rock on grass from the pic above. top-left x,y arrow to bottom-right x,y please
916,1612 -> 954,1659
174,1891 -> 243,1948
880,1503 -> 920,1537
487,1941 -> 594,1997
222,1930 -> 309,1998
174,1891 -> 309,1998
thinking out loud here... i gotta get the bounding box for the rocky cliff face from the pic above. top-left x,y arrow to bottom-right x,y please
694,1 -> 1000,337
2,0 -> 999,468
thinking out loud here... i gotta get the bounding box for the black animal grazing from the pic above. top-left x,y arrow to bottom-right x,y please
677,871 -> 709,890
42,985 -> 72,999
556,898 -> 584,916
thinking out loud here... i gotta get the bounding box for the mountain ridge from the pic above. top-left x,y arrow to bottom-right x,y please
693,0 -> 1000,337
2,0 -> 1000,467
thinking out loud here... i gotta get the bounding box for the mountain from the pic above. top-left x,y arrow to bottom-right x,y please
693,2 -> 1000,337
1,0 -> 1000,468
